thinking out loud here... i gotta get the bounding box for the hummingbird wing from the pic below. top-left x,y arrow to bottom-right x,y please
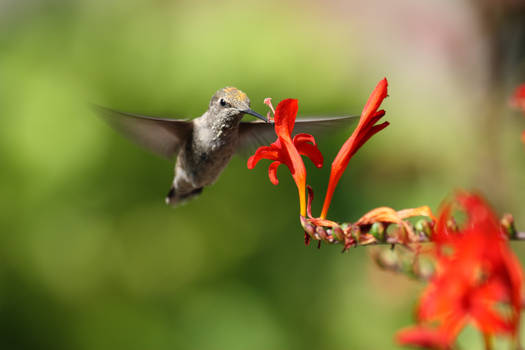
237,115 -> 359,154
93,106 -> 193,159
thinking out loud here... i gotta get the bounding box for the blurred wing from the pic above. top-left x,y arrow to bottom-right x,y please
94,106 -> 193,159
237,115 -> 359,154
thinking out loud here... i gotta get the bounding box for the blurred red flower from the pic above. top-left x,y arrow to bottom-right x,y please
510,83 -> 525,143
247,99 -> 323,216
397,193 -> 523,349
319,78 -> 390,219
510,83 -> 525,111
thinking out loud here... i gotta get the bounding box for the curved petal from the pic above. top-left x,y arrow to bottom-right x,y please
247,145 -> 280,169
268,161 -> 281,185
472,305 -> 513,334
295,141 -> 323,168
293,133 -> 317,146
353,121 -> 389,155
293,133 -> 323,168
274,99 -> 298,139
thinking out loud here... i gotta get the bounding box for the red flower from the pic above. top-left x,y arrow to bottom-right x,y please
320,78 -> 390,219
510,83 -> 525,144
431,193 -> 523,332
249,79 -> 389,220
510,83 -> 525,111
247,99 -> 323,216
397,193 -> 523,349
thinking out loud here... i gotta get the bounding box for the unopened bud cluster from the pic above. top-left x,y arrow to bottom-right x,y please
300,211 -> 521,252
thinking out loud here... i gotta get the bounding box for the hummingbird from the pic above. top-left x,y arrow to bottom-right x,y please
95,87 -> 357,206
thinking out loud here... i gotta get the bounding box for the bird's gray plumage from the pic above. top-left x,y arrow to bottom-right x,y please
95,87 -> 358,206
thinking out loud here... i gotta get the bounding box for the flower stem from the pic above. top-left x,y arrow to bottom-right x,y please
483,333 -> 493,350
300,211 -> 524,251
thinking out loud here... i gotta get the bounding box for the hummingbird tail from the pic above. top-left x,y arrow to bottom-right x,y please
165,186 -> 203,207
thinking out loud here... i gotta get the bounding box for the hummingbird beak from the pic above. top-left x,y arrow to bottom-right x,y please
242,109 -> 269,123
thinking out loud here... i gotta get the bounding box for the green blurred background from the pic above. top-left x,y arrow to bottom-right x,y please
1,0 -> 525,349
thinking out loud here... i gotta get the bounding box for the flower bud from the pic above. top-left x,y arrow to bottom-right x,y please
370,222 -> 385,241
300,216 -> 315,237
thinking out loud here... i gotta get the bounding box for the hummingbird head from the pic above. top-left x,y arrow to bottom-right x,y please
209,87 -> 268,123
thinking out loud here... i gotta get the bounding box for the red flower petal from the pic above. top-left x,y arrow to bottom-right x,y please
274,98 -> 298,139
455,192 -> 501,239
320,78 -> 389,219
360,79 -> 389,128
433,201 -> 454,247
510,83 -> 525,110
471,297 -> 513,334
247,145 -> 279,169
293,133 -> 323,168
296,142 -> 323,168
510,84 -> 525,143
396,326 -> 453,349
293,133 -> 317,145
280,137 -> 307,216
268,161 -> 281,185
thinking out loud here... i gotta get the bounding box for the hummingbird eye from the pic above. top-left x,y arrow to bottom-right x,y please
219,98 -> 227,107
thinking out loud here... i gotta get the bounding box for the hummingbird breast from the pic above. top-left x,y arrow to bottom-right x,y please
175,119 -> 240,189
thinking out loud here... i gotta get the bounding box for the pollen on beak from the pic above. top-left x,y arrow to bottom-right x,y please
243,109 -> 269,123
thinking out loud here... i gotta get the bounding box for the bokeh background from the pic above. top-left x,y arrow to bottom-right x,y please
1,0 -> 525,349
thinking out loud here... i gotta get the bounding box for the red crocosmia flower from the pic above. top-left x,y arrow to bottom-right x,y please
320,78 -> 390,219
510,83 -> 525,144
397,193 -> 523,349
510,83 -> 525,111
247,99 -> 323,216
431,193 -> 523,333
